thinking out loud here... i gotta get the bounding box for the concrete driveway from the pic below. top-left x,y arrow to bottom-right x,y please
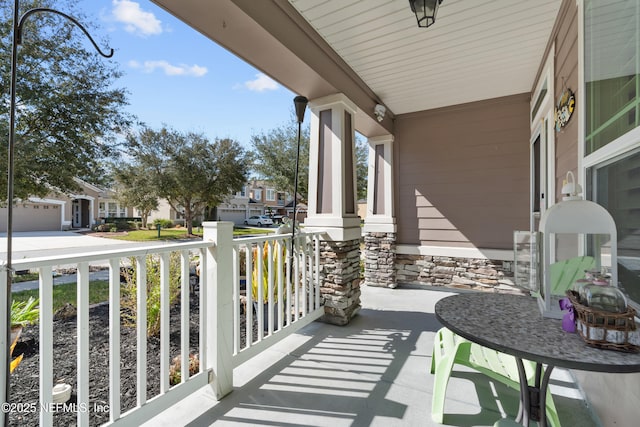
0,230 -> 166,262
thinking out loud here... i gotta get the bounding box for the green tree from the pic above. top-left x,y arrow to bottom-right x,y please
0,0 -> 132,200
250,117 -> 309,202
250,117 -> 368,203
355,135 -> 368,201
113,164 -> 159,228
125,126 -> 250,235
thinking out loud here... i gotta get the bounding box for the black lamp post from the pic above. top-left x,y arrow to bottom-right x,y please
290,95 -> 308,266
3,1 -> 113,423
409,0 -> 443,28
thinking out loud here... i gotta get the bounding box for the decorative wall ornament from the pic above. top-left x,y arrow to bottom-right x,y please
554,88 -> 575,131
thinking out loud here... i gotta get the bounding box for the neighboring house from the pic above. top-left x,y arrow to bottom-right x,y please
217,180 -> 294,225
0,178 -> 133,232
154,1 -> 640,423
141,199 -> 186,227
247,179 -> 292,216
216,185 -> 263,225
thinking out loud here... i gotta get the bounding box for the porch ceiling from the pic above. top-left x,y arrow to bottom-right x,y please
151,0 -> 562,136
289,0 -> 563,115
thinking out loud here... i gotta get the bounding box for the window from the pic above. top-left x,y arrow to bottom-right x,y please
589,149 -> 640,307
266,189 -> 276,201
585,0 -> 640,307
254,189 -> 261,200
98,202 -> 105,217
237,186 -> 247,197
108,203 -> 117,218
119,206 -> 127,217
585,0 -> 640,154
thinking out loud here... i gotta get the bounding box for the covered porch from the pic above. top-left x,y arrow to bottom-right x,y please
143,284 -> 599,427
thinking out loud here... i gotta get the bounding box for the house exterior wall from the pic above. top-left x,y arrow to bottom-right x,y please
553,0 -> 579,200
395,94 -> 531,250
543,1 -> 640,424
0,202 -> 62,232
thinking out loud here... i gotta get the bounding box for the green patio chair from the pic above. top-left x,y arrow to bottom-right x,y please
548,255 -> 595,295
430,327 -> 560,427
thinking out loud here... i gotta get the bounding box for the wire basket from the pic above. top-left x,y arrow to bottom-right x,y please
566,290 -> 640,352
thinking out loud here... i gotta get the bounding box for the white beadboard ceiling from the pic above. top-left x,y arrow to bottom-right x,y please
289,0 -> 563,115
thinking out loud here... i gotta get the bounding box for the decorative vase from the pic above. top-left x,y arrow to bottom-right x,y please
253,301 -> 281,332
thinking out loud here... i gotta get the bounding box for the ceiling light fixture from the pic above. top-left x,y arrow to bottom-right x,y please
409,0 -> 443,28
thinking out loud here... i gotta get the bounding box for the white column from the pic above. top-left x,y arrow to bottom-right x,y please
363,135 -> 396,233
202,221 -> 234,399
304,93 -> 361,242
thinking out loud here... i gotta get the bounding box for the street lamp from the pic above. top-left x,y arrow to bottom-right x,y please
2,1 -> 113,423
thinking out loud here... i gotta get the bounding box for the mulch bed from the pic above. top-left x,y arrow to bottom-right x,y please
9,294 -> 257,426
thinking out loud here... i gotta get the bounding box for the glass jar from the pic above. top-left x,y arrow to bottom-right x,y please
573,279 -> 592,304
585,284 -> 628,313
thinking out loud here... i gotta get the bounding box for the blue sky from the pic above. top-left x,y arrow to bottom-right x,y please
77,0 -> 301,148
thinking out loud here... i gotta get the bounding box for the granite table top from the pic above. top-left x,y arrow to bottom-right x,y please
435,293 -> 640,372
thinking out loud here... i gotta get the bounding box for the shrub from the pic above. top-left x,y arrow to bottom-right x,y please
121,253 -> 182,337
11,297 -> 39,327
152,218 -> 174,229
169,354 -> 200,385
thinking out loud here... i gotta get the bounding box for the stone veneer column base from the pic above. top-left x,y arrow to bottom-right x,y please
364,232 -> 397,288
319,239 -> 361,325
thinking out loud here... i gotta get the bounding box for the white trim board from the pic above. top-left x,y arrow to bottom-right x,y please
396,245 -> 513,261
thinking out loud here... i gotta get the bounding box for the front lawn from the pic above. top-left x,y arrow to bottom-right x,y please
110,229 -> 203,241
107,226 -> 274,241
12,280 -> 110,313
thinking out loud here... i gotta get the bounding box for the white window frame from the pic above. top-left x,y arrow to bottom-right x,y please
266,189 -> 276,201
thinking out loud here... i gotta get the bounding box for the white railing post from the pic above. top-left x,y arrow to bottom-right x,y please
203,221 -> 234,399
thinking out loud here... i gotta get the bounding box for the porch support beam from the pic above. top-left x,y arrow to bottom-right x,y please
363,135 -> 397,288
304,93 -> 361,325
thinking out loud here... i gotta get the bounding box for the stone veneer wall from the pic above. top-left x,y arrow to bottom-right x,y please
319,239 -> 362,325
395,254 -> 523,294
364,232 -> 396,288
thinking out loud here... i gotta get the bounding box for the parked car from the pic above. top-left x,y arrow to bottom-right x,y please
271,215 -> 286,224
244,215 -> 274,227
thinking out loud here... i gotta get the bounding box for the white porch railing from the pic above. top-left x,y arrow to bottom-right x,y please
0,222 -> 324,426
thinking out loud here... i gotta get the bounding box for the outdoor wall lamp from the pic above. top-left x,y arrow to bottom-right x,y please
409,0 -> 443,28
374,104 -> 386,122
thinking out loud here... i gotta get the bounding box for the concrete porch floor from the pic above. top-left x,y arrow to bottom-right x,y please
143,285 -> 602,427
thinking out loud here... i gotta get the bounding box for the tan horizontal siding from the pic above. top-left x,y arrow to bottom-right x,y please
395,93 -> 530,249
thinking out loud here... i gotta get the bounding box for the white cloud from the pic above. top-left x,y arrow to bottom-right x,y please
244,73 -> 279,92
112,0 -> 162,36
129,60 -> 208,77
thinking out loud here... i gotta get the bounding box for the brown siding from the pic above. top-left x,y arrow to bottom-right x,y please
395,94 -> 530,249
317,109 -> 333,214
553,0 -> 579,201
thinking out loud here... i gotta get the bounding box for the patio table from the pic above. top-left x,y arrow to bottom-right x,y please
435,292 -> 640,427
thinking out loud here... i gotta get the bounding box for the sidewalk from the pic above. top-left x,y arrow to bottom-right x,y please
11,269 -> 111,293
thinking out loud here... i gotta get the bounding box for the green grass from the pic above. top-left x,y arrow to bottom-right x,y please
12,280 -> 110,314
232,227 -> 274,236
108,226 -> 274,241
12,272 -> 40,283
110,229 -> 203,241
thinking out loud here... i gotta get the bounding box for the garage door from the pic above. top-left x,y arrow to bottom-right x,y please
218,209 -> 246,226
0,203 -> 61,232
